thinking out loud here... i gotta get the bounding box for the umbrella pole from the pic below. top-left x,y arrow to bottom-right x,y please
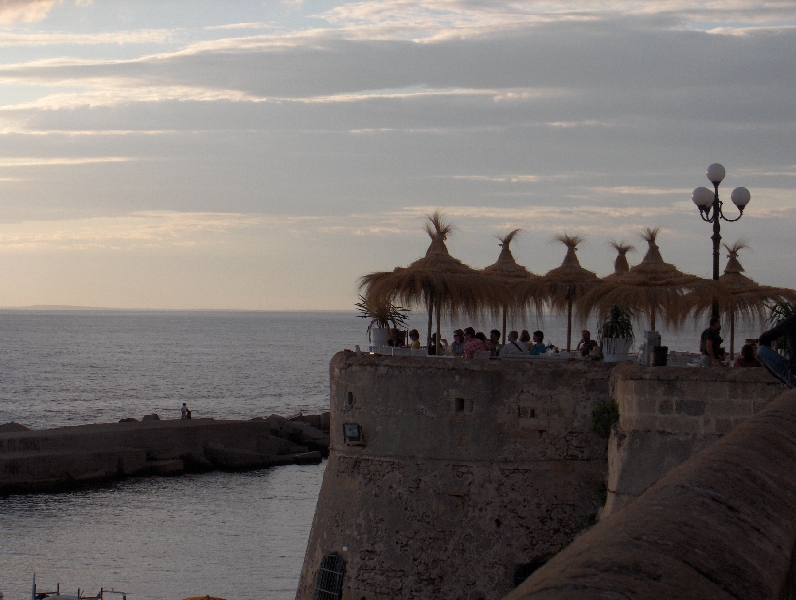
730,312 -> 736,360
650,309 -> 656,333
502,304 -> 507,345
435,299 -> 442,355
427,300 -> 433,348
566,295 -> 573,352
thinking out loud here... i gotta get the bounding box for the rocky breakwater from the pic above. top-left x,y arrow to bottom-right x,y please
0,413 -> 329,495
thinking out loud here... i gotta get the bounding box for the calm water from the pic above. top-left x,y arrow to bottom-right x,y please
0,309 -> 764,599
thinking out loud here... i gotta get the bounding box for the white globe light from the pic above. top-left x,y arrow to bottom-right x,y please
731,186 -> 751,207
706,163 -> 725,184
692,186 -> 714,208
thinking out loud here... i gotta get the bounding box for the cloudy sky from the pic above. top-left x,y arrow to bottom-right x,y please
0,0 -> 793,309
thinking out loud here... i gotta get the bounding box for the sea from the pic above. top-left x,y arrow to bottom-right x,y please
0,309 -> 765,600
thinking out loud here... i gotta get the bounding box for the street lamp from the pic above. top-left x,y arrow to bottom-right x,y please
691,163 -> 751,317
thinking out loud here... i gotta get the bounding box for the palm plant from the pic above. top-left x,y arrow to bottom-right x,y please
597,305 -> 635,343
355,294 -> 409,335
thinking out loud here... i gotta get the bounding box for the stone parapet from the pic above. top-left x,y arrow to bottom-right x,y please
603,362 -> 782,517
507,389 -> 796,600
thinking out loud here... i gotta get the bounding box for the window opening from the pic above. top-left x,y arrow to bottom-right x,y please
314,553 -> 346,600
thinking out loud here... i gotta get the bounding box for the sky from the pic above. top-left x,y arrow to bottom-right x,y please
0,0 -> 794,310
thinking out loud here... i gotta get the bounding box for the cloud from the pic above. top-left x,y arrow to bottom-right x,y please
0,28 -> 174,47
0,155 -> 133,166
0,0 -> 60,24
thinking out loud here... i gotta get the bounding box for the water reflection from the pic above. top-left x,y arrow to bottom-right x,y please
0,463 -> 324,600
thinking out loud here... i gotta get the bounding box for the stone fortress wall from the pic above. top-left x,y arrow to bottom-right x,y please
297,353 -> 783,600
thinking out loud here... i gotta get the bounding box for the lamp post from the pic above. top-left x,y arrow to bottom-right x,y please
692,163 -> 751,318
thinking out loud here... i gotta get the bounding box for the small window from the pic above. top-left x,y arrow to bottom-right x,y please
315,553 -> 346,600
454,398 -> 465,412
347,392 -> 355,407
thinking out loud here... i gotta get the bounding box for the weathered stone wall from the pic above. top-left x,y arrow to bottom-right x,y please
297,353 -> 615,600
603,363 -> 783,517
506,389 -> 796,600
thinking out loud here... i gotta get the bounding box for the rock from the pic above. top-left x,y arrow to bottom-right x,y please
272,451 -> 322,466
204,444 -> 274,471
263,415 -> 330,456
289,412 -> 331,433
119,417 -> 138,423
0,422 -> 29,433
142,413 -> 160,421
147,459 -> 184,476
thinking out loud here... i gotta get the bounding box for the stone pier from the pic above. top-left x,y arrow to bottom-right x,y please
0,415 -> 329,495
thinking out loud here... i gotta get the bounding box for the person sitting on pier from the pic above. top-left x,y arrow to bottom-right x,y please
530,331 -> 547,355
734,344 -> 762,368
181,403 -> 189,419
408,329 -> 421,349
462,327 -> 486,358
757,314 -> 796,388
500,331 -> 528,357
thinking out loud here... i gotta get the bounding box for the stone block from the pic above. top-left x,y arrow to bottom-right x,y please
657,415 -> 700,434
675,400 -> 705,417
658,399 -> 673,415
635,396 -> 657,415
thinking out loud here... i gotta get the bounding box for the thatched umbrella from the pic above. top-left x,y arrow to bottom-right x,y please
578,227 -> 728,333
483,229 -> 539,342
607,240 -> 636,277
530,234 -> 598,352
359,212 -> 504,353
687,241 -> 796,358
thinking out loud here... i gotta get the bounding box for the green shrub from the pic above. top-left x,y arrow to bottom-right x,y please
591,400 -> 619,439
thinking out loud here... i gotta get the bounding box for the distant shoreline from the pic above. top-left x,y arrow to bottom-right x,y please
0,306 -> 354,312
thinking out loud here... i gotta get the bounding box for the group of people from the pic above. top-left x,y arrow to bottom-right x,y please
425,328 -> 551,358
385,326 -> 594,359
379,312 -> 796,390
700,314 -> 796,389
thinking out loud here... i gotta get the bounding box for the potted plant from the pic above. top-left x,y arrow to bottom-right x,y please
355,294 -> 410,346
598,304 -> 635,362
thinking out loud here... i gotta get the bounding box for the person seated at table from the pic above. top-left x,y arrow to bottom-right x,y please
408,329 -> 421,349
488,329 -> 502,356
576,330 -> 593,356
734,344 -> 762,368
757,314 -> 796,387
450,330 -> 465,356
387,328 -> 402,347
427,333 -> 448,355
519,330 -> 532,350
530,330 -> 547,355
463,327 -> 486,358
475,331 -> 488,347
500,331 -> 528,357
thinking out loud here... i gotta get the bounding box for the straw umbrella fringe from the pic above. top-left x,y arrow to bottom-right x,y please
483,229 -> 540,342
527,234 -> 598,352
687,241 -> 796,358
359,212 -> 504,353
577,227 -> 730,332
